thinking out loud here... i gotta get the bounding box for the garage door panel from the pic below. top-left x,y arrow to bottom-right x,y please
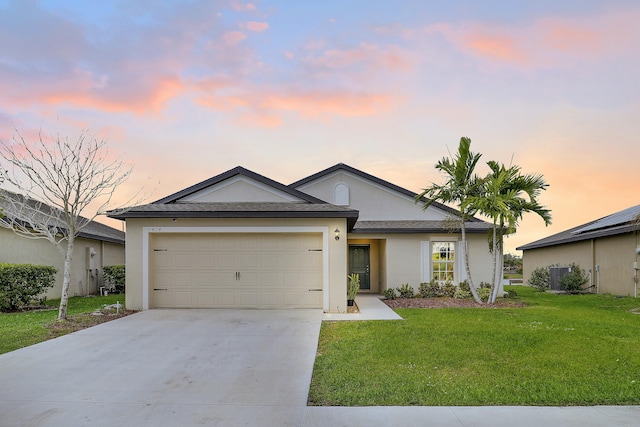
151,233 -> 323,309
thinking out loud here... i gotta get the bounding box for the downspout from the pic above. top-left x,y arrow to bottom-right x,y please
591,239 -> 596,293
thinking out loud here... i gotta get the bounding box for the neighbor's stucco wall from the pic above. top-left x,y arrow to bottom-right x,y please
123,217 -> 349,312
0,227 -> 125,299
522,232 -> 640,296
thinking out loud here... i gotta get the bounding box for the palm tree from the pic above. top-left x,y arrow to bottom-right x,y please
467,161 -> 552,303
416,137 -> 483,303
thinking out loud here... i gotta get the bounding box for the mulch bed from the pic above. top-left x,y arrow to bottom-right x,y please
384,297 -> 526,309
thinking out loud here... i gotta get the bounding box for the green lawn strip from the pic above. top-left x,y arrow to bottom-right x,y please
0,295 -> 127,355
309,287 -> 640,406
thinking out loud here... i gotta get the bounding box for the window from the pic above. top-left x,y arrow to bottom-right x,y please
334,183 -> 349,205
432,241 -> 455,282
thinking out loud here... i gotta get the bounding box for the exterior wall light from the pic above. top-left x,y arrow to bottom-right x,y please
334,228 -> 340,241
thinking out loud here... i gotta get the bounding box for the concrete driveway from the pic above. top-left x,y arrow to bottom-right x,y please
0,309 -> 323,426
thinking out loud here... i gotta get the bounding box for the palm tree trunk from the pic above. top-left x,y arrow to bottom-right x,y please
462,223 -> 482,304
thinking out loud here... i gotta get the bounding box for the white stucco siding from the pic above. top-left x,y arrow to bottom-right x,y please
351,232 -> 494,292
295,171 -> 452,221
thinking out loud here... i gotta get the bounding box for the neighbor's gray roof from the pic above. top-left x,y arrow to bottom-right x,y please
517,203 -> 640,251
352,220 -> 493,234
0,191 -> 125,244
108,202 -> 360,229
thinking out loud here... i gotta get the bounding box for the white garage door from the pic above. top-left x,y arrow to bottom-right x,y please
150,233 -> 323,308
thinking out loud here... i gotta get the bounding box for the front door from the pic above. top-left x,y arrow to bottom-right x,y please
349,245 -> 370,290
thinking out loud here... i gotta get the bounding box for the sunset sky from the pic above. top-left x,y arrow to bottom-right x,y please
1,0 -> 639,254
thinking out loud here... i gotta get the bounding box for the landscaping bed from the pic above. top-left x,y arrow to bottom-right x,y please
384,297 -> 526,309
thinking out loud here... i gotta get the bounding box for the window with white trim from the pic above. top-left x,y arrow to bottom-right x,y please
431,241 -> 455,283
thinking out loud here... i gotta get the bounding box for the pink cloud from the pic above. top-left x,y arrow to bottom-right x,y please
245,21 -> 269,32
223,31 -> 247,45
231,2 -> 256,12
422,6 -> 640,68
303,43 -> 415,75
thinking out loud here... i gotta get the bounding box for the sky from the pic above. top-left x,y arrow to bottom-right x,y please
0,0 -> 639,254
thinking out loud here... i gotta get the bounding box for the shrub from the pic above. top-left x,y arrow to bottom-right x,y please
103,265 -> 125,293
418,280 -> 441,298
478,287 -> 491,302
396,283 -> 414,299
0,264 -> 57,312
528,266 -> 550,291
454,289 -> 471,299
479,281 -> 492,289
383,288 -> 397,300
504,288 -> 518,298
441,281 -> 456,297
458,280 -> 470,292
559,263 -> 590,294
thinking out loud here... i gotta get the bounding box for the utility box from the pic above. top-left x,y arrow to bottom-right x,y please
86,247 -> 96,270
550,266 -> 571,291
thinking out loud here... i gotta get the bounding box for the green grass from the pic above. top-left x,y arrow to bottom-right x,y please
309,287 -> 640,406
0,294 -> 128,355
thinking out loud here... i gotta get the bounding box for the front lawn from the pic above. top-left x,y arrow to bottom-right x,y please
0,295 -> 132,355
309,287 -> 640,406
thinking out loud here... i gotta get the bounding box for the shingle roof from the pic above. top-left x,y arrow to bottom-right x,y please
352,220 -> 493,234
0,191 -> 125,244
108,202 -> 360,229
516,203 -> 640,251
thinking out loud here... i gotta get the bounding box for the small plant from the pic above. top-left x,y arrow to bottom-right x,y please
479,281 -> 492,289
383,288 -> 397,300
478,287 -> 491,302
347,274 -> 360,301
504,288 -> 518,298
458,280 -> 470,292
454,289 -> 471,299
396,283 -> 415,299
441,281 -> 456,297
559,263 -> 590,294
419,280 -> 441,298
528,266 -> 550,291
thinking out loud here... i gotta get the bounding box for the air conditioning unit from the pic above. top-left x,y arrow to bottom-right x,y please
550,266 -> 571,291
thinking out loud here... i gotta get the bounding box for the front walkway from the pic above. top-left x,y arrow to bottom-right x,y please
322,294 -> 402,321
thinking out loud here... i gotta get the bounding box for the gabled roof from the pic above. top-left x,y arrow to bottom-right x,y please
154,166 -> 326,204
290,163 -> 483,221
517,203 -> 640,251
0,191 -> 125,244
110,166 -> 360,229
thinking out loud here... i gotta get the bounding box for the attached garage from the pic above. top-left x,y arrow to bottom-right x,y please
108,166 -> 358,312
150,232 -> 324,309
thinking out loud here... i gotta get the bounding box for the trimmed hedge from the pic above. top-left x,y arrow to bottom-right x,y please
0,263 -> 57,312
103,265 -> 125,293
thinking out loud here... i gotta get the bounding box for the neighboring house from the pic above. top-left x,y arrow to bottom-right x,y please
0,192 -> 125,299
109,164 -> 495,312
517,204 -> 640,297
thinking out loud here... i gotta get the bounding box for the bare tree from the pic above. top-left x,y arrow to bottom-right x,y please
0,129 -> 133,320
